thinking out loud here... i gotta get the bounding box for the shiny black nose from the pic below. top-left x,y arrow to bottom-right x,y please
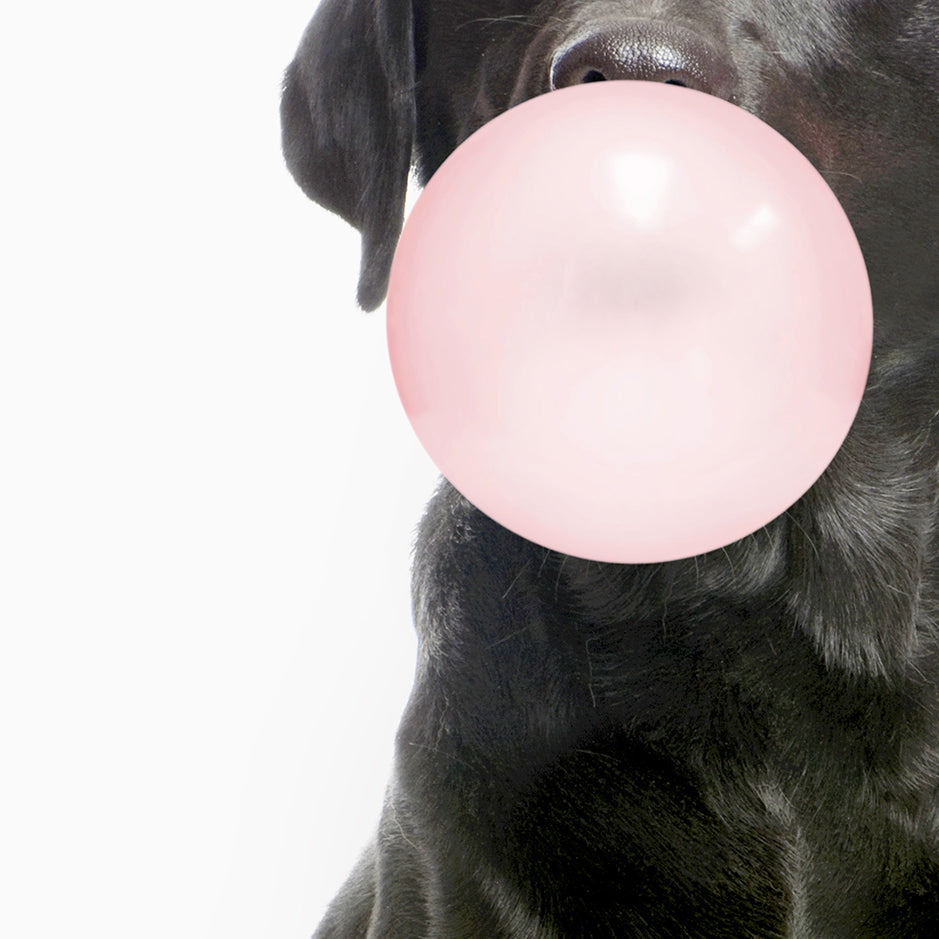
550,21 -> 737,100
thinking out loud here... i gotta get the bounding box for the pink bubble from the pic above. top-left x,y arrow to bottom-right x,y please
387,82 -> 872,563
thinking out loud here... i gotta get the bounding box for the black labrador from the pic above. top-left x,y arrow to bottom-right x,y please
282,2 -> 939,935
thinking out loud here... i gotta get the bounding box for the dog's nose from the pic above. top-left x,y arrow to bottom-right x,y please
550,21 -> 737,100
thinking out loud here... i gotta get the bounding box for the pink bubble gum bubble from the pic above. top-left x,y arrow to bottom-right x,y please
387,82 -> 872,564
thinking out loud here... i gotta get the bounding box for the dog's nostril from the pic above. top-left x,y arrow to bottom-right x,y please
550,21 -> 737,100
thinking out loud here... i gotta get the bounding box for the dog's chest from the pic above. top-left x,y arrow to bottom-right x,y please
409,490 -> 939,934
483,720 -> 939,937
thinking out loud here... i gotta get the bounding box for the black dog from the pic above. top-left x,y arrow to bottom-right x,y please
282,2 -> 939,935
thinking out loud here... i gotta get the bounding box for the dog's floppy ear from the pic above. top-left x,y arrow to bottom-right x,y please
281,0 -> 415,310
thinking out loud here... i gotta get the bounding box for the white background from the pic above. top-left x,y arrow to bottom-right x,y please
1,1 -> 439,935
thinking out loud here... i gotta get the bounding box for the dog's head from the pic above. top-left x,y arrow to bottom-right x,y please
283,1 -> 939,679
282,0 -> 939,349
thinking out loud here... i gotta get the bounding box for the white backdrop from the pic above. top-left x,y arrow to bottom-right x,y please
1,2 -> 439,935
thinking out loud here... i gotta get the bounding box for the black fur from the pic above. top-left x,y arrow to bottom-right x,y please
283,1 -> 939,935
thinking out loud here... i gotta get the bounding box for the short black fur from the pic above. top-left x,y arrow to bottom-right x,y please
282,1 -> 939,935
